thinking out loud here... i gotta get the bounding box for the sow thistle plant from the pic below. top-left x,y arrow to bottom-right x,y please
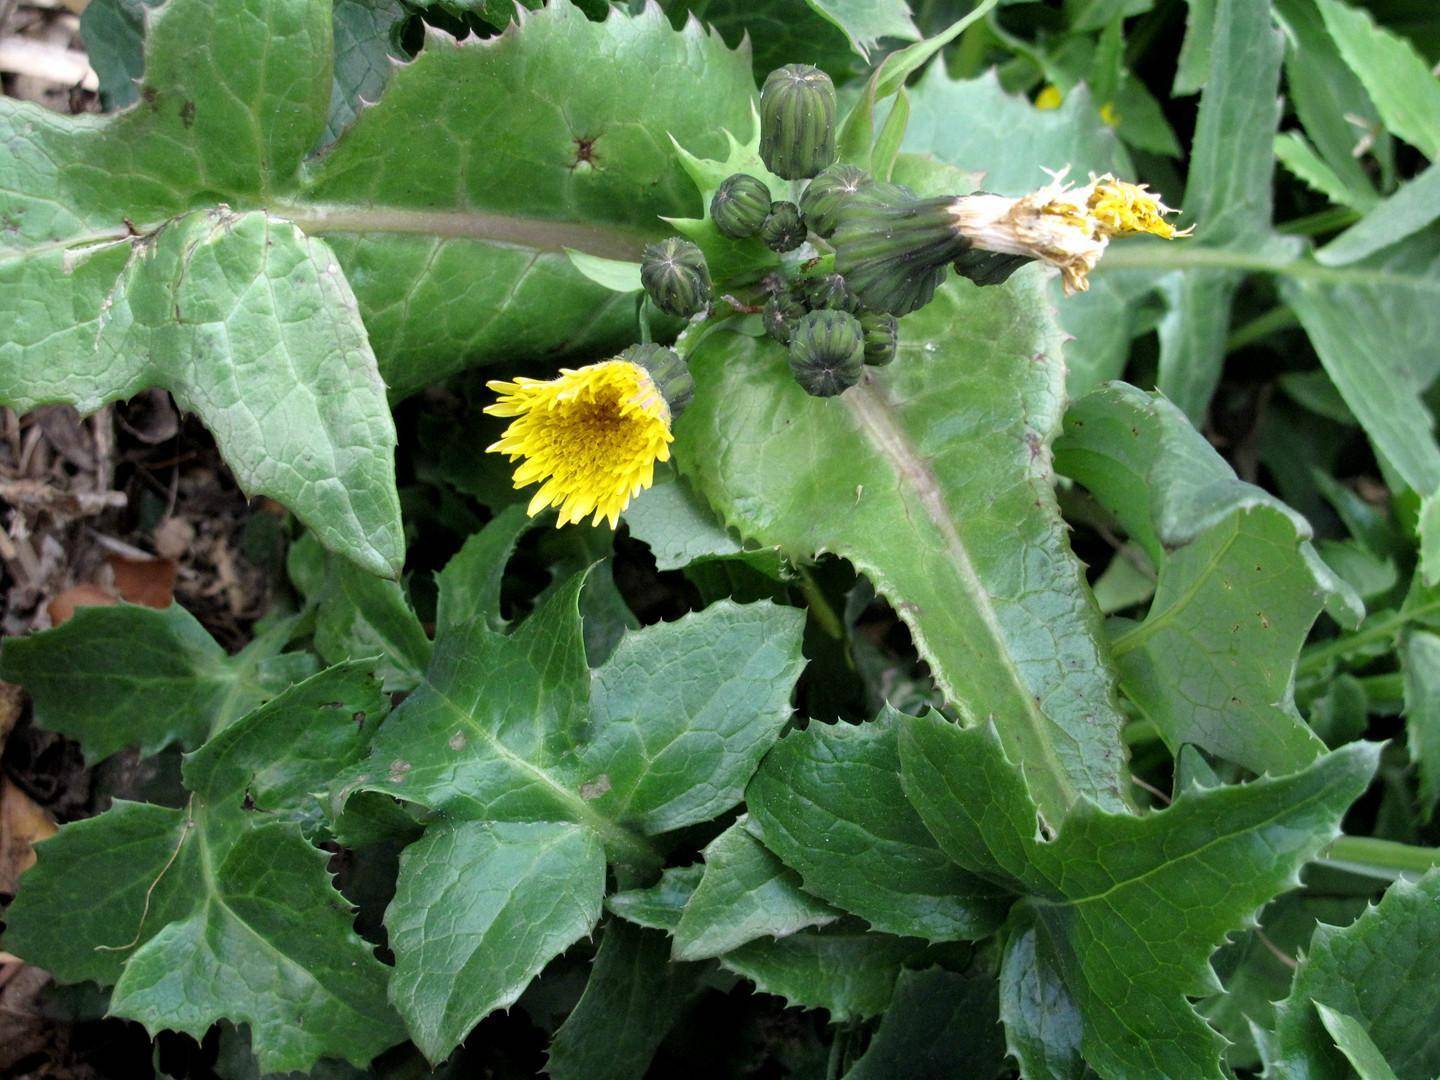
486,62 -> 1185,526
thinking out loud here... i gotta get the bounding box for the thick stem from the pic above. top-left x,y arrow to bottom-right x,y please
1325,835 -> 1440,879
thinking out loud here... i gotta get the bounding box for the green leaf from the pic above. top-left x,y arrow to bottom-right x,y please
326,0 -> 408,149
623,474 -> 772,572
718,923 -> 930,1022
290,533 -> 432,692
844,967 -> 1006,1080
1173,0 -> 1215,95
1316,0 -> 1440,159
3,207 -> 403,576
564,249 -> 644,293
606,864 -> 704,933
546,921 -> 700,1080
902,68 -> 1131,195
672,821 -> 839,962
1318,164 -> 1440,266
745,709 -> 1008,942
1275,132 -> 1366,209
803,0 -> 919,59
181,660 -> 387,820
897,712 -> 1378,1079
999,905 -> 1086,1080
1158,0 -> 1293,419
0,603 -> 284,762
79,0 -> 153,109
1274,0 -> 1382,210
344,574 -> 803,1054
679,274 -> 1129,827
1260,871 -> 1440,1079
299,1 -> 758,394
1280,226 -> 1440,561
386,819 -> 606,1064
4,669 -> 410,1072
1401,630 -> 1440,819
1315,1005 -> 1401,1080
655,0 -> 857,80
433,505 -> 534,637
1055,383 -> 1356,774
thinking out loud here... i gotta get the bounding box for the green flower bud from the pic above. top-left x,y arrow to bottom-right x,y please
641,237 -> 712,318
799,164 -> 869,238
801,272 -> 859,313
621,343 -> 694,418
832,184 -> 966,315
710,173 -> 772,239
759,64 -> 837,180
763,291 -> 806,345
952,248 -> 1032,287
788,309 -> 864,397
762,201 -> 807,253
859,312 -> 898,366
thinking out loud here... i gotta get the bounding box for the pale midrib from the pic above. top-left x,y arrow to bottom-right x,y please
429,685 -> 658,868
842,380 -> 1078,818
3,204 -> 652,265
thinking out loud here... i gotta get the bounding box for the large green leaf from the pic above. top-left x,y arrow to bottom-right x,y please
0,603 -> 307,762
386,819 -> 606,1064
297,0 -> 757,394
844,967 -> 1006,1080
679,274 -> 1129,826
3,664 -> 404,1073
1055,383 -> 1357,774
1260,871 -> 1440,1079
1400,630 -> 1440,819
1316,0 -> 1440,159
342,564 -> 804,1056
803,0 -> 919,58
745,709 -> 1008,942
546,921 -> 700,1080
897,711 -> 1378,1079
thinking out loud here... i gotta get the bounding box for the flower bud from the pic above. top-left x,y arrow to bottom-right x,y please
759,64 -> 837,180
831,183 -> 966,315
641,237 -> 711,317
859,312 -> 898,366
800,164 -> 869,238
801,272 -> 860,313
763,291 -> 806,345
762,201 -> 807,253
620,343 -> 694,419
788,309 -> 864,397
710,173 -> 772,239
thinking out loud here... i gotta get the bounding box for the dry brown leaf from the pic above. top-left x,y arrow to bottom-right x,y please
0,778 -> 56,895
106,555 -> 177,609
44,582 -> 117,627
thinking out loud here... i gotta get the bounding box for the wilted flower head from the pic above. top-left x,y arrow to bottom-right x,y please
949,171 -> 1189,294
485,358 -> 676,528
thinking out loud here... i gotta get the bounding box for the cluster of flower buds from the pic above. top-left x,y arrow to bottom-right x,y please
494,62 -> 1189,528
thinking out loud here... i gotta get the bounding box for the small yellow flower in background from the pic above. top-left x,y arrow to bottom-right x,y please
1035,84 -> 1064,110
949,170 -> 1190,294
485,358 -> 676,529
1098,101 -> 1120,126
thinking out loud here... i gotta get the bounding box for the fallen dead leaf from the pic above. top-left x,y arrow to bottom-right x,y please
106,555 -> 177,609
0,777 -> 57,895
45,582 -> 116,627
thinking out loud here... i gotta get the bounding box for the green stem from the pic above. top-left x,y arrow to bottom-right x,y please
1277,206 -> 1362,237
1299,597 -> 1440,676
797,566 -> 846,641
1227,306 -> 1299,351
1357,672 -> 1404,704
951,17 -> 992,80
1326,835 -> 1440,878
1097,241 -> 1432,290
1124,720 -> 1160,746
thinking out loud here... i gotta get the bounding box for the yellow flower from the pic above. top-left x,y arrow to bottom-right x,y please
485,359 -> 674,529
949,170 -> 1189,294
1035,84 -> 1064,110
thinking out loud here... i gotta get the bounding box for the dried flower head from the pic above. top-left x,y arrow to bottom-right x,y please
950,171 -> 1189,294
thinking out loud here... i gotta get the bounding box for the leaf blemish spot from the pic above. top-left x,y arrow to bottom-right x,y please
448,731 -> 466,751
579,774 -> 611,800
388,759 -> 412,782
571,136 -> 599,170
